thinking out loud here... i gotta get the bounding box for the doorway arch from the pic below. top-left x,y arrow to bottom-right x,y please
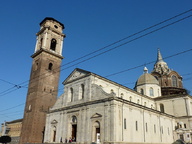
92,121 -> 100,143
71,116 -> 77,142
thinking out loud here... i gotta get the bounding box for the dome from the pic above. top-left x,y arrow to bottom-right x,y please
136,73 -> 159,86
135,67 -> 162,97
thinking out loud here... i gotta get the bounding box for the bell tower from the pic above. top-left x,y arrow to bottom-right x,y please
19,17 -> 65,144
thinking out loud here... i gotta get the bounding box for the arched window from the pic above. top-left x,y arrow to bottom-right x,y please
120,93 -> 124,98
172,75 -> 178,87
70,88 -> 73,102
149,87 -> 154,96
72,116 -> 77,123
137,99 -> 140,104
160,103 -> 165,113
154,124 -> 156,133
129,96 -> 132,102
124,118 -> 126,129
50,38 -> 57,51
34,62 -> 38,71
28,105 -> 32,111
48,63 -> 53,70
111,89 -> 115,95
140,88 -> 144,95
146,123 -> 148,132
79,84 -> 84,99
40,38 -> 43,49
136,121 -> 138,131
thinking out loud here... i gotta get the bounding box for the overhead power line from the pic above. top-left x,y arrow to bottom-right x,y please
1,9 -> 192,97
0,48 -> 191,115
0,79 -> 24,95
105,48 -> 192,77
59,8 -> 192,68
0,103 -> 25,113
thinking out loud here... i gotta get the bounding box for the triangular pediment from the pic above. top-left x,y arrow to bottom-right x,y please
91,113 -> 102,119
51,119 -> 58,124
63,68 -> 91,84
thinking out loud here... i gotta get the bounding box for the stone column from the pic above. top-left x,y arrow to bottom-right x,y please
104,102 -> 110,142
110,100 -> 116,142
85,107 -> 90,143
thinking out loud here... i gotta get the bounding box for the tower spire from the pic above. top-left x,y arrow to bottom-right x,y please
157,48 -> 163,62
152,48 -> 170,75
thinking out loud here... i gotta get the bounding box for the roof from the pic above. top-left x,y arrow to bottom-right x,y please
6,118 -> 23,124
40,17 -> 64,29
63,68 -> 91,84
136,73 -> 159,86
62,68 -> 155,100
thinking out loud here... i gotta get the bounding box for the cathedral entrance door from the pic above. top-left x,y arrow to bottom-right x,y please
53,130 -> 56,142
92,121 -> 100,143
72,124 -> 77,142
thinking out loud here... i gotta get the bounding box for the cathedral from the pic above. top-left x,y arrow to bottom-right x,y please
17,18 -> 191,144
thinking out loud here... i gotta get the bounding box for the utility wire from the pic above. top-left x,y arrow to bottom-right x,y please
0,103 -> 25,113
59,14 -> 192,76
105,48 -> 192,77
0,87 -> 59,113
24,14 -> 192,77
0,48 -> 191,114
1,10 -> 192,97
0,79 -> 24,95
58,8 -> 192,68
0,79 -> 18,86
182,73 -> 192,76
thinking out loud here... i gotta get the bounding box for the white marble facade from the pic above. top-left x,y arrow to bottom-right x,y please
43,68 -> 192,144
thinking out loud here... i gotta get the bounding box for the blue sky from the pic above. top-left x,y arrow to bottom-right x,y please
0,0 -> 192,126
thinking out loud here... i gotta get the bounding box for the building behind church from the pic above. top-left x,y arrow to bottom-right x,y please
1,18 -> 191,144
0,119 -> 22,144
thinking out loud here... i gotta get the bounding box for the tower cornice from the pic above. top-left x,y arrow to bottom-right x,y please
31,48 -> 64,59
40,17 -> 64,29
36,26 -> 65,37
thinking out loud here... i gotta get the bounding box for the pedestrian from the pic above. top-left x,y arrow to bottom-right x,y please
65,138 -> 68,143
69,137 -> 72,143
72,137 -> 75,142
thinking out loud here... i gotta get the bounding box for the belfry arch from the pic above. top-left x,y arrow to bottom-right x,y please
50,38 -> 57,51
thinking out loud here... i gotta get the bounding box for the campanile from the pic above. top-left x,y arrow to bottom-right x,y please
19,17 -> 65,144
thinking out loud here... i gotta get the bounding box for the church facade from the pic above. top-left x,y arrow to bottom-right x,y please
43,51 -> 192,144
17,18 -> 191,144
